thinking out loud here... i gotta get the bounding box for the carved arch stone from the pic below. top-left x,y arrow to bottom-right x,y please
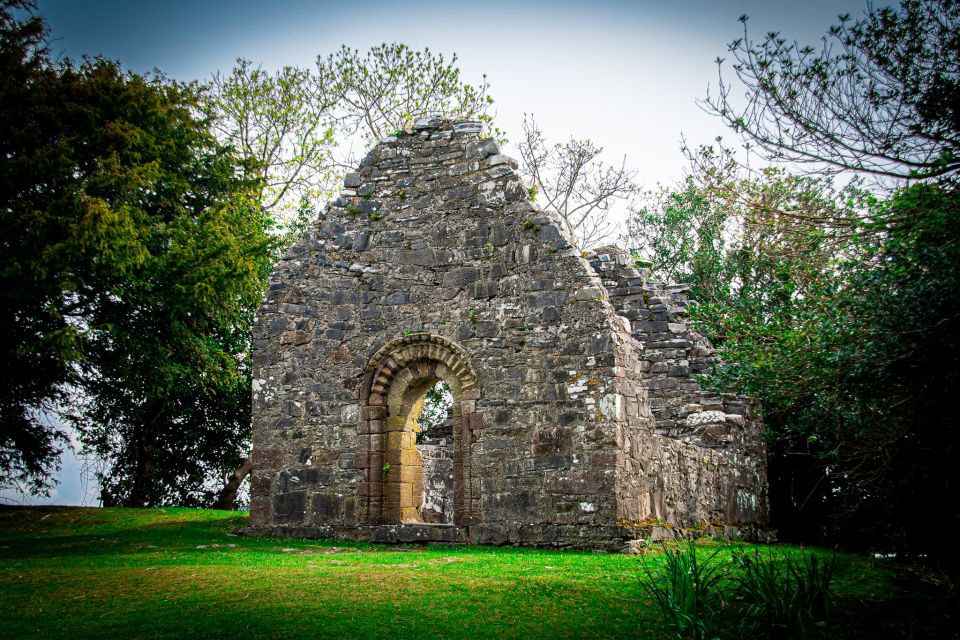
356,333 -> 481,526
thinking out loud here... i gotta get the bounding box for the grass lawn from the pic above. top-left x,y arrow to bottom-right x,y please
0,506 -> 954,639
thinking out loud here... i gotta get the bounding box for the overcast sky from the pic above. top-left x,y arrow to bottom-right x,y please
35,0 -> 879,186
15,0 -> 880,506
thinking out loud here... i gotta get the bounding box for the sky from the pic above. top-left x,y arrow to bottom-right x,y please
12,0 -> 879,505
34,0 -> 879,187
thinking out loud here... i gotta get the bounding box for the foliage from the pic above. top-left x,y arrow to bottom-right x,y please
704,0 -> 960,182
0,0 -> 73,494
627,142 -> 960,565
519,114 -> 636,249
59,67 -> 274,507
418,380 -> 452,437
639,541 -> 837,639
205,58 -> 339,236
204,43 -> 498,236
327,43 -> 497,143
638,540 -> 727,640
624,177 -> 730,303
731,546 -> 835,637
0,2 -> 274,504
625,141 -> 865,307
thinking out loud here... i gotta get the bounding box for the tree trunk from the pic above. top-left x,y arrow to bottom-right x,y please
125,438 -> 155,508
125,402 -> 164,507
214,457 -> 253,510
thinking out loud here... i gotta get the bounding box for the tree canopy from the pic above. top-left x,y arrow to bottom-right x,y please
204,44 -> 497,235
0,1 -> 274,503
0,0 -> 67,495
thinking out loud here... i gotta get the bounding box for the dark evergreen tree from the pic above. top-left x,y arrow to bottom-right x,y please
0,1 -> 274,504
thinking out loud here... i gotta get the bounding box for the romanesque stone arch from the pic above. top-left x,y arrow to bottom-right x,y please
357,333 -> 480,526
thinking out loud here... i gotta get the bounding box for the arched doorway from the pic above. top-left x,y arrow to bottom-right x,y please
357,334 -> 480,526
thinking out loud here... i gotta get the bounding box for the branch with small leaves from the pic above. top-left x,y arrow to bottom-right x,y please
518,114 -> 637,249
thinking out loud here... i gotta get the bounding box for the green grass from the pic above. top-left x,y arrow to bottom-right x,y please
0,507 -> 955,639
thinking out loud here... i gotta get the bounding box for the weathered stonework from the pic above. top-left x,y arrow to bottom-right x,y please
246,117 -> 768,549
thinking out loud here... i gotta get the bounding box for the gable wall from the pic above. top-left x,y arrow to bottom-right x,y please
247,118 -> 767,548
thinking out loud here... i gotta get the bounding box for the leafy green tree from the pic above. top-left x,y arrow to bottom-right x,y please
699,183 -> 960,561
205,58 -> 341,237
62,67 -> 273,507
0,1 -> 274,504
626,142 -> 862,307
705,0 -> 960,181
329,43 -> 496,143
0,0 -> 68,495
628,141 -> 960,564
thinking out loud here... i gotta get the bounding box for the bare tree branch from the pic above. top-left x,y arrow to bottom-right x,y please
517,114 -> 637,249
702,1 -> 960,185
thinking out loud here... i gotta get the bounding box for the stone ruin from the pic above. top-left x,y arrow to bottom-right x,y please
245,117 -> 768,549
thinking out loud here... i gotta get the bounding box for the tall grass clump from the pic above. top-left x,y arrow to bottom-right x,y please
731,546 -> 836,637
639,539 -> 727,639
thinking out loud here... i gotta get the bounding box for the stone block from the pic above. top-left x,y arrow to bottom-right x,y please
545,470 -> 612,495
383,292 -> 410,305
280,330 -> 311,346
272,491 -> 307,524
442,267 -> 480,288
252,448 -> 283,470
453,121 -> 482,134
470,280 -> 499,299
470,524 -> 509,545
532,427 -> 573,457
313,494 -> 343,520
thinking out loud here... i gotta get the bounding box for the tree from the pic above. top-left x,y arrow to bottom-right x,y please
704,0 -> 960,182
0,1 -> 274,504
627,140 -> 960,565
1,0 -> 71,494
328,43 -> 497,144
61,66 -> 273,507
697,182 -> 960,563
626,141 -> 862,305
519,114 -> 637,249
205,58 -> 341,235
204,43 -> 497,235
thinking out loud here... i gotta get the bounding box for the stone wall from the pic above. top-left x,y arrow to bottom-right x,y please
245,117 -> 768,549
590,251 -> 767,526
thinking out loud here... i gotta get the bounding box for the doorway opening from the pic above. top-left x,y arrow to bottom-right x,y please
414,381 -> 454,523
